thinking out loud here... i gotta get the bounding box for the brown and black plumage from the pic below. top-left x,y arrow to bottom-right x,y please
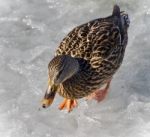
41,5 -> 130,112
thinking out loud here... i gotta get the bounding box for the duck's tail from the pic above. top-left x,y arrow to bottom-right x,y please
112,4 -> 130,28
112,4 -> 121,18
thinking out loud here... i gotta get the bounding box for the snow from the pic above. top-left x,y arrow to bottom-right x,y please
0,0 -> 150,137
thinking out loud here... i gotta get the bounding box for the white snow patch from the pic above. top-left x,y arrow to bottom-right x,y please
0,0 -> 150,137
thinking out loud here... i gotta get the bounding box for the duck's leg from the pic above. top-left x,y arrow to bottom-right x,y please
86,79 -> 111,102
58,98 -> 78,112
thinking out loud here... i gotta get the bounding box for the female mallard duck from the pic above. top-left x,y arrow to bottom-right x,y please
41,5 -> 130,112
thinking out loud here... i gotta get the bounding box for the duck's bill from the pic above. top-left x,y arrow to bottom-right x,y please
41,98 -> 54,108
41,85 -> 56,108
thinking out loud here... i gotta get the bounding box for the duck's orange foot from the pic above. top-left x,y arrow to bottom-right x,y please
86,80 -> 111,102
58,98 -> 78,112
86,88 -> 108,102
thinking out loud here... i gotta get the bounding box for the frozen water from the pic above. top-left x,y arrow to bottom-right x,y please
0,0 -> 150,137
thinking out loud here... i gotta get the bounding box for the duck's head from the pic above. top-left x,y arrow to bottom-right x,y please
41,55 -> 79,108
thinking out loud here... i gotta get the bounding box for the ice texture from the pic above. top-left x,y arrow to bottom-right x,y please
0,0 -> 150,137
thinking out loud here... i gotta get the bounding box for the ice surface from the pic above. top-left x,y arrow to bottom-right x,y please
0,0 -> 150,137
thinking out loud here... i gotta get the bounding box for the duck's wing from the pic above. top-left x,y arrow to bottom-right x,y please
56,5 -> 129,70
90,5 -> 129,71
89,19 -> 122,69
56,22 -> 118,59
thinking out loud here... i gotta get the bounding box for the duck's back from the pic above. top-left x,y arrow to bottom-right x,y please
56,5 -> 129,62
55,5 -> 130,99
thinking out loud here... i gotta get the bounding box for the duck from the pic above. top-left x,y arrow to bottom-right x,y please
41,5 -> 130,112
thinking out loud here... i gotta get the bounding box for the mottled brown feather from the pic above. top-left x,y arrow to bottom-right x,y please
54,5 -> 129,99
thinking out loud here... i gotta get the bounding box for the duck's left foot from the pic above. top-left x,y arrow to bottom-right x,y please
86,80 -> 111,102
58,98 -> 78,112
